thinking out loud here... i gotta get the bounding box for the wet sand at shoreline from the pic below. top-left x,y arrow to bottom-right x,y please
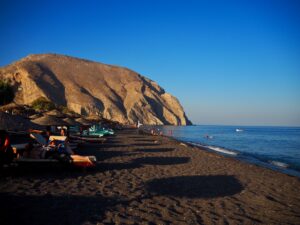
1,129 -> 300,225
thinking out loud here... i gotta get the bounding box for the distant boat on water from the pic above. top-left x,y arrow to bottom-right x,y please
204,134 -> 214,139
236,129 -> 243,132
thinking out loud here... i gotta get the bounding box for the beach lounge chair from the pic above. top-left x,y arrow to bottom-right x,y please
11,143 -> 28,152
49,135 -> 67,141
30,133 -> 47,145
14,133 -> 97,167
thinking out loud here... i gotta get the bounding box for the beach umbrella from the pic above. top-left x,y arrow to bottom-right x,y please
0,111 -> 42,131
85,115 -> 102,122
76,117 -> 93,126
64,111 -> 81,118
63,117 -> 82,126
44,109 -> 66,118
0,102 -> 20,112
0,103 -> 36,118
29,114 -> 42,120
32,115 -> 69,126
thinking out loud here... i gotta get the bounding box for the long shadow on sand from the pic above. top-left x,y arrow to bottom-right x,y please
132,156 -> 190,165
0,147 -> 136,179
135,139 -> 156,142
146,175 -> 243,198
129,136 -> 148,139
97,162 -> 142,172
99,144 -> 129,149
82,140 -> 128,148
133,143 -> 160,147
137,148 -> 175,153
75,144 -> 132,160
0,193 -> 127,225
93,150 -> 132,161
0,160 -> 141,180
104,140 -> 122,144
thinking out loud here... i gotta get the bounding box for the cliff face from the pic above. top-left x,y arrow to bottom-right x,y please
0,54 -> 192,125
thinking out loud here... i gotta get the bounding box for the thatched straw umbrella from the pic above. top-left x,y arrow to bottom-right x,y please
44,109 -> 66,118
0,103 -> 36,118
0,102 -> 21,112
0,111 -> 42,131
85,114 -> 102,123
75,118 -> 93,126
63,117 -> 82,126
29,114 -> 42,120
32,115 -> 69,126
64,111 -> 81,119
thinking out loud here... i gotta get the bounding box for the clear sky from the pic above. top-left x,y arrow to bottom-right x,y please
1,0 -> 299,126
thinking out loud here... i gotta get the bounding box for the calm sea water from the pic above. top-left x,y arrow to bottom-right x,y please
147,125 -> 300,177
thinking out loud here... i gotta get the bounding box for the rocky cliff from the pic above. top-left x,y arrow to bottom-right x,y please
0,54 -> 192,125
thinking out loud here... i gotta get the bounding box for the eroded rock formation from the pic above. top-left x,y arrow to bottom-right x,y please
0,54 -> 192,125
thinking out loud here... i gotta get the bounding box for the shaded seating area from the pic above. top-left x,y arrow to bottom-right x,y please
0,111 -> 118,169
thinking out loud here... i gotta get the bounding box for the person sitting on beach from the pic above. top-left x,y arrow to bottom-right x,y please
60,128 -> 70,139
79,126 -> 83,136
60,128 -> 73,154
44,139 -> 72,163
48,139 -> 73,154
0,130 -> 15,165
45,127 -> 52,142
60,128 -> 64,136
45,128 -> 73,157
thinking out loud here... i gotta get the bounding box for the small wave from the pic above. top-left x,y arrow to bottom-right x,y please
188,142 -> 238,156
207,146 -> 238,156
269,161 -> 289,168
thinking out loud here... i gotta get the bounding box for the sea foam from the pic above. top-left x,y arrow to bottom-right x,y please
206,146 -> 238,156
269,161 -> 289,168
189,142 -> 238,156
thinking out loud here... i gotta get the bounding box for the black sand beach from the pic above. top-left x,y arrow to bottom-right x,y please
1,129 -> 300,225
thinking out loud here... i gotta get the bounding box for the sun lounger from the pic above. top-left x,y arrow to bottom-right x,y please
30,133 -> 47,145
71,155 -> 96,167
69,143 -> 78,150
16,158 -> 58,163
15,150 -> 95,168
49,136 -> 67,141
27,132 -> 97,167
11,143 -> 28,150
16,156 -> 95,164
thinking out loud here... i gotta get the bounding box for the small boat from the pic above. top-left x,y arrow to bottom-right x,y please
204,135 -> 213,139
236,129 -> 243,132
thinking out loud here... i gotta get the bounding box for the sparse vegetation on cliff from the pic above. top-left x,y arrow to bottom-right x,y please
57,105 -> 78,116
0,80 -> 14,105
31,97 -> 55,111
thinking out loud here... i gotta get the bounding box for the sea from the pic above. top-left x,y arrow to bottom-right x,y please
144,125 -> 300,177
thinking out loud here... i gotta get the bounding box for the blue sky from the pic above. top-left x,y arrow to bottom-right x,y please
1,0 -> 299,126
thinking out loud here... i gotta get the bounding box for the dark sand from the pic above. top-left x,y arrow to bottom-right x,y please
0,129 -> 300,225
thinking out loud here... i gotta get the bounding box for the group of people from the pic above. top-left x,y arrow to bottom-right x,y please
0,126 -> 74,167
150,129 -> 163,136
31,127 -> 74,161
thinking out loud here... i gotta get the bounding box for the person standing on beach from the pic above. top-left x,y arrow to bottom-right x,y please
0,130 -> 15,166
